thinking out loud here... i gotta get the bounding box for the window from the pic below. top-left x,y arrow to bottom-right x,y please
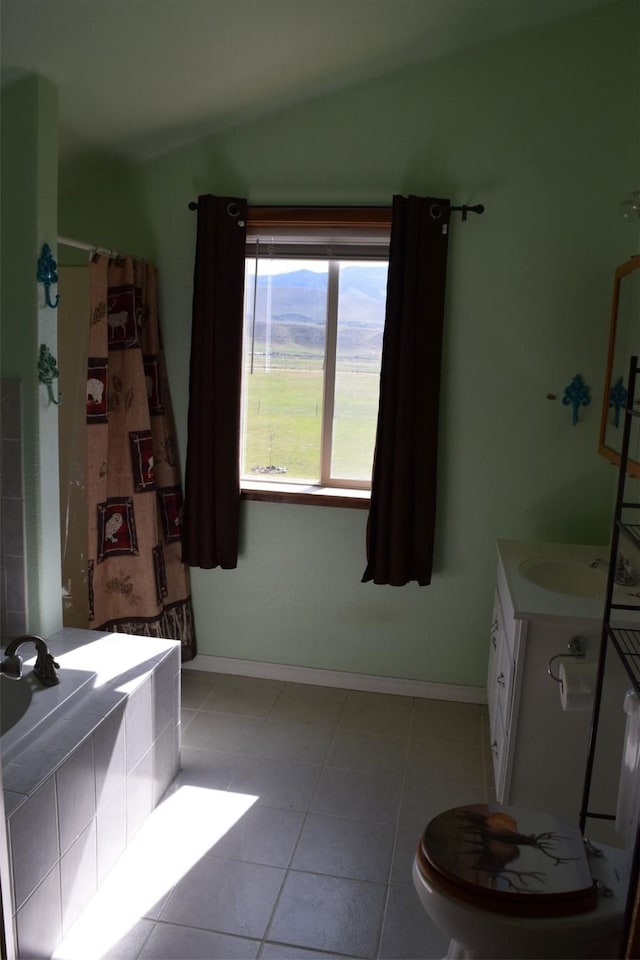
240,208 -> 391,507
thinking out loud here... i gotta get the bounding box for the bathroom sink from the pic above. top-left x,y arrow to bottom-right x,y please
0,675 -> 32,736
518,557 -> 608,597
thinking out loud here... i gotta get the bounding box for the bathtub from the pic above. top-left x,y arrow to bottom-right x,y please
0,627 -> 178,765
1,627 -> 181,960
1,662 -> 96,764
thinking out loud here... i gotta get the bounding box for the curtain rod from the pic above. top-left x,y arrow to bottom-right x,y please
451,204 -> 484,220
186,201 -> 485,221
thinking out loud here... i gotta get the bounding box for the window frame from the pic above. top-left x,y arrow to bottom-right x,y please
240,206 -> 392,509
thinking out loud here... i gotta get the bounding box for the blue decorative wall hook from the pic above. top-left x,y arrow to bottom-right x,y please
609,376 -> 627,428
37,243 -> 60,308
562,374 -> 591,425
37,344 -> 62,405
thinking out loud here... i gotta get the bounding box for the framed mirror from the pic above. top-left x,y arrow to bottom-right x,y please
599,255 -> 640,479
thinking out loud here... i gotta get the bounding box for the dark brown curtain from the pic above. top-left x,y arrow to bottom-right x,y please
183,194 -> 248,568
362,195 -> 451,586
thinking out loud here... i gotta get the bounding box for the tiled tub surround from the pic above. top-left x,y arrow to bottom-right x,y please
1,627 -> 181,959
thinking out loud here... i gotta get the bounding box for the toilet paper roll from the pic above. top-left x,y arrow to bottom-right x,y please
559,660 -> 597,711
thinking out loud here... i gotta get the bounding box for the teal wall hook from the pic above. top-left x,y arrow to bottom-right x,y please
609,376 -> 627,428
37,344 -> 62,405
37,243 -> 60,308
562,374 -> 591,425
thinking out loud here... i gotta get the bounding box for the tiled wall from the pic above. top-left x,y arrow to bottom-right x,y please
0,378 -> 27,639
2,640 -> 181,959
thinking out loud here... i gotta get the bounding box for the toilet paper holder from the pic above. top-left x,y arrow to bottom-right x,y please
548,636 -> 587,685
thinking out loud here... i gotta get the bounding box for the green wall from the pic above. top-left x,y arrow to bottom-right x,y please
1,74 -> 62,638
58,2 -> 638,688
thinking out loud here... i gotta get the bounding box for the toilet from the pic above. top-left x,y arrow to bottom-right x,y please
412,690 -> 640,959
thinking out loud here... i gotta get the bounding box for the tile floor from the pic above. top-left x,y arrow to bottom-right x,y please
54,671 -> 492,960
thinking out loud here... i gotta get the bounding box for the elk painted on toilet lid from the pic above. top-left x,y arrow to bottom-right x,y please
420,804 -> 596,905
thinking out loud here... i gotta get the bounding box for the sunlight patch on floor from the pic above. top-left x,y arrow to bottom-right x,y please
53,785 -> 258,960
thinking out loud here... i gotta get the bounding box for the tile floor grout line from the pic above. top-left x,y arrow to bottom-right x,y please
258,685 -> 352,954
374,694 -> 417,959
219,678 -> 290,794
131,917 -> 156,960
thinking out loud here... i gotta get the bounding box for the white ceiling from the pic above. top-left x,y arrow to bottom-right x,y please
1,0 -> 609,186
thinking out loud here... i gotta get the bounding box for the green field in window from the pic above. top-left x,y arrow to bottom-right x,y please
242,364 -> 379,482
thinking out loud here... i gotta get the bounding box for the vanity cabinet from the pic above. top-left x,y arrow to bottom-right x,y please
487,540 -> 630,823
487,585 -> 521,804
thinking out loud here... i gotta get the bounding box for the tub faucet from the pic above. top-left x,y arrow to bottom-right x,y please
1,635 -> 60,687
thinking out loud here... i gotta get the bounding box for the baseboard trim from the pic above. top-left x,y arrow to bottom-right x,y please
182,654 -> 486,704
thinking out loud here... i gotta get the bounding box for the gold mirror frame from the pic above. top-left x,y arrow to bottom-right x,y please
598,254 -> 640,479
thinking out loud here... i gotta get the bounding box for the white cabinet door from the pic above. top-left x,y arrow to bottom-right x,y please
487,588 -> 517,801
487,587 -> 626,820
486,589 -> 501,720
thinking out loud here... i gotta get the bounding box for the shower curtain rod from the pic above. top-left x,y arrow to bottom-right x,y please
57,236 -> 142,260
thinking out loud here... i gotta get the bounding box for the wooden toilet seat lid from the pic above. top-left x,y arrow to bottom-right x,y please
417,803 -> 597,917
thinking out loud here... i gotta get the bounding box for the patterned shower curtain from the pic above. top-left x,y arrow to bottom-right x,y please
86,254 -> 196,660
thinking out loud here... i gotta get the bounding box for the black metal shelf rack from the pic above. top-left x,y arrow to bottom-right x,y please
610,627 -> 640,693
579,355 -> 639,958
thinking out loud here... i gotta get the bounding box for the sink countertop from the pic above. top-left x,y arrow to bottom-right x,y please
496,539 -> 640,625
